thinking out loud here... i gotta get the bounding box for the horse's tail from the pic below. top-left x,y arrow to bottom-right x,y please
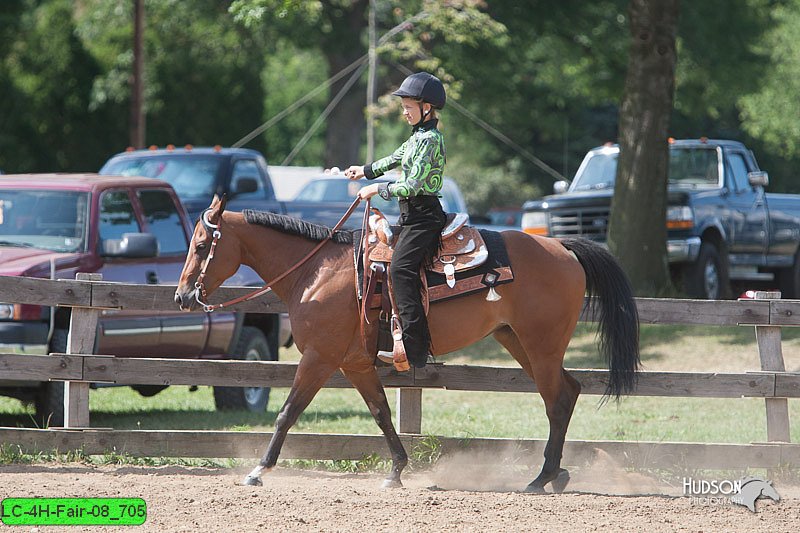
560,237 -> 640,400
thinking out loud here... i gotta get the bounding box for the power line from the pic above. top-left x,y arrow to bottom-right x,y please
391,61 -> 566,182
282,61 -> 369,165
232,12 -> 428,149
232,56 -> 367,148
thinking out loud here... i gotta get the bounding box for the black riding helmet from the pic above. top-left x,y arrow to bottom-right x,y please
392,72 -> 446,110
392,72 -> 445,128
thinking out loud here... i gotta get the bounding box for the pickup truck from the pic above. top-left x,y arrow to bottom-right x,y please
521,139 -> 800,299
0,174 -> 284,426
100,147 -> 471,229
100,146 -> 286,223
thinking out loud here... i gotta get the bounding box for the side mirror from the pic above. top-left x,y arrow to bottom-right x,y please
747,171 -> 769,188
553,180 -> 569,194
232,176 -> 259,196
101,232 -> 158,258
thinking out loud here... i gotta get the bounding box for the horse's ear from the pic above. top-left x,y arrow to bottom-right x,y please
208,194 -> 227,225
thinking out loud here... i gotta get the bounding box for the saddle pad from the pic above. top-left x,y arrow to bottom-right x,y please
423,228 -> 514,302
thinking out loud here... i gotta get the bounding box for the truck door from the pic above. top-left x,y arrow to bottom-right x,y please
136,188 -> 209,357
726,151 -> 768,256
96,189 -> 161,355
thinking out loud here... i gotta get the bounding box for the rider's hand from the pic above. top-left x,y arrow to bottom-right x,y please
345,165 -> 365,180
358,183 -> 380,199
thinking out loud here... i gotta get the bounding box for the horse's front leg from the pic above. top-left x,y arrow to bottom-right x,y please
341,367 -> 408,488
242,353 -> 337,486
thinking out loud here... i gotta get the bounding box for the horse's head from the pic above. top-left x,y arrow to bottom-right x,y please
174,194 -> 242,311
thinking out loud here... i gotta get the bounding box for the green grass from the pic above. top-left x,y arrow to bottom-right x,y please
2,324 -> 800,446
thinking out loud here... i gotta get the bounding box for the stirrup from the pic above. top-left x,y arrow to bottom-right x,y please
376,351 -> 394,365
376,350 -> 411,372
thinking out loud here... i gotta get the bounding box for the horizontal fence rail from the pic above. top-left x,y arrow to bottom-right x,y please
4,428 -> 800,471
0,274 -> 797,471
4,275 -> 800,325
1,354 -> 799,399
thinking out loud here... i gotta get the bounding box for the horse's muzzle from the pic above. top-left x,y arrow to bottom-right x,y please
174,288 -> 197,311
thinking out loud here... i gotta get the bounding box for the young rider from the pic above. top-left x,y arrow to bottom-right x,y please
345,72 -> 447,369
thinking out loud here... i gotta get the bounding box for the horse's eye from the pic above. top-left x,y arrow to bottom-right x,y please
195,242 -> 206,251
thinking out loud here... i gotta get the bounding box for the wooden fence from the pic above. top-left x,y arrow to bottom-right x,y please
1,275 -> 799,471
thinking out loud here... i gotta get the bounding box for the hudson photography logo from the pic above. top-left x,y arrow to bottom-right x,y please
683,476 -> 781,512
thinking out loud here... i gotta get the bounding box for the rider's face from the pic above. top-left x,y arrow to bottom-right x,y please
401,97 -> 428,125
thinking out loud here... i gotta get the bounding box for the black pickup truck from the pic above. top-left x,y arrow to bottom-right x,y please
521,139 -> 800,299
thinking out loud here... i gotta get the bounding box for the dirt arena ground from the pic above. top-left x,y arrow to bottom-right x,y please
1,455 -> 798,532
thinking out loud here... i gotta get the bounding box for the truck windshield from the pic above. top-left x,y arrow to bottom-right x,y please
104,156 -> 222,200
573,147 -> 721,191
0,190 -> 89,252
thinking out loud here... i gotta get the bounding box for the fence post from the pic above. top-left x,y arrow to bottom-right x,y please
396,388 -> 422,434
63,273 -> 101,428
753,290 -> 790,443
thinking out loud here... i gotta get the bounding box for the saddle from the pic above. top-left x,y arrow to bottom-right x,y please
357,208 -> 514,371
367,212 -> 489,288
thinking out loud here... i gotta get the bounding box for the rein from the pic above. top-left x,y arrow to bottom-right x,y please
194,197 -> 364,312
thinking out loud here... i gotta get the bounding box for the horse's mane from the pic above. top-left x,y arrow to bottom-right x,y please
243,210 -> 354,244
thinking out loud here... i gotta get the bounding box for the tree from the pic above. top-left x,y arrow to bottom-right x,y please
230,0 -> 505,167
607,0 -> 679,296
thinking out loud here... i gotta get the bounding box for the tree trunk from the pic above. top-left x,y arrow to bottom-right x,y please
324,50 -> 367,168
321,0 -> 368,169
607,0 -> 679,296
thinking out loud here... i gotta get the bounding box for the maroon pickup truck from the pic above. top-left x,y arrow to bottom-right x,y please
0,174 -> 284,426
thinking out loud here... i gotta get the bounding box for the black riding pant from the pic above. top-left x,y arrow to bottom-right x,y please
391,196 -> 447,367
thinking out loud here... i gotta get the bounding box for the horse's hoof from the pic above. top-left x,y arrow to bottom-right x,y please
523,482 -> 546,494
241,476 -> 263,487
382,478 -> 403,489
550,469 -> 570,493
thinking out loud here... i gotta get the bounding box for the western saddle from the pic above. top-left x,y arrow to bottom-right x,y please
366,211 -> 489,288
360,209 -> 503,371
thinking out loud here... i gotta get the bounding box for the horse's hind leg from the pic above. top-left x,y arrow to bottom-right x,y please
342,367 -> 408,488
242,353 -> 337,486
493,326 -> 581,493
525,367 -> 580,493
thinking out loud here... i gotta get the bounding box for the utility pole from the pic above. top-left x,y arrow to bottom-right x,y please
366,0 -> 377,162
130,0 -> 145,149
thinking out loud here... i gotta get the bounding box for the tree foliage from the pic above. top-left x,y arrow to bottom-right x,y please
0,0 -> 798,219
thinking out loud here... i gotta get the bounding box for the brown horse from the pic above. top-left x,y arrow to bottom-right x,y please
174,195 -> 640,493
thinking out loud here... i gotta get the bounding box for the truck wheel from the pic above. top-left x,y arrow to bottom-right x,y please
213,326 -> 274,412
778,250 -> 800,299
132,385 -> 169,397
35,329 -> 68,427
683,242 -> 727,299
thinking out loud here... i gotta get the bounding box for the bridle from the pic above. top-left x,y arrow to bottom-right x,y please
192,197 -> 364,313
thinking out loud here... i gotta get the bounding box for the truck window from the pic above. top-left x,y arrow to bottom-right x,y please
668,148 -> 719,187
104,156 -> 222,200
727,153 -> 751,192
230,159 -> 265,199
574,152 -> 617,190
0,190 -> 88,252
99,190 -> 141,242
137,189 -> 188,255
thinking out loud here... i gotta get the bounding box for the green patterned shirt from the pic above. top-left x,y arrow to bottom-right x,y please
364,119 -> 446,199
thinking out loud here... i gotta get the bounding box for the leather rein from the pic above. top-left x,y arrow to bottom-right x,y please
193,197 -> 364,313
